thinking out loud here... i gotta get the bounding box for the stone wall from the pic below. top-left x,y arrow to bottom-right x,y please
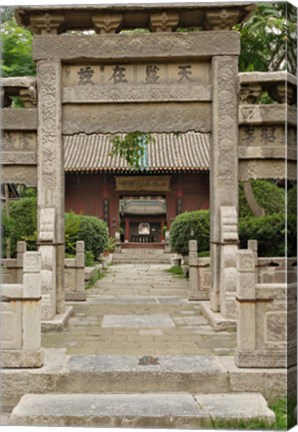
1,252 -> 43,368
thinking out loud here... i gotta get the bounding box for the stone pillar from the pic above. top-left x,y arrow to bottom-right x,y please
164,230 -> 171,253
210,55 -> 239,312
115,231 -> 122,253
37,60 -> 65,315
75,241 -> 85,298
39,208 -> 56,320
219,206 -> 239,318
16,241 -> 27,283
188,240 -> 199,299
235,249 -> 256,362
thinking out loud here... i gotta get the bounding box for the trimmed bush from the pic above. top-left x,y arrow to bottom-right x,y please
2,197 -> 37,257
239,213 -> 296,257
76,215 -> 109,258
239,180 -> 285,219
170,210 -> 210,256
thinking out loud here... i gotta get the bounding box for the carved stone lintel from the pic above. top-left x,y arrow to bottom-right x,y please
204,8 -> 240,30
30,13 -> 65,34
150,12 -> 179,32
19,86 -> 37,108
239,83 -> 262,104
92,13 -> 123,34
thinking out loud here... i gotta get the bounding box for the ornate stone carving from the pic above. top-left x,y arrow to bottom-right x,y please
269,83 -> 296,105
23,252 -> 41,273
204,8 -> 240,30
220,207 -> 238,244
33,33 -> 240,61
239,105 -> 297,127
39,208 -> 55,243
149,12 -> 179,32
92,13 -> 123,34
236,250 -> 255,273
30,13 -> 65,34
62,84 -> 212,103
1,152 -> 37,165
239,83 -> 262,104
19,85 -> 37,108
239,160 -> 294,181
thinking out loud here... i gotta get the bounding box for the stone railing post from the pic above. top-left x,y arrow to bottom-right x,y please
188,240 -> 198,299
164,230 -> 171,253
235,249 -> 256,365
16,241 -> 27,283
115,231 -> 122,253
1,251 -> 44,368
75,241 -> 85,300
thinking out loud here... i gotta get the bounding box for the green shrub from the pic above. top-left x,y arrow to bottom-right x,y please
288,185 -> 297,216
239,213 -> 297,257
239,180 -> 285,219
170,210 -> 210,256
2,197 -> 37,257
76,215 -> 109,258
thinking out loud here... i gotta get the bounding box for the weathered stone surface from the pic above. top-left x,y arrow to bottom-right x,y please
62,103 -> 211,134
33,32 -> 240,61
200,301 -> 237,331
2,108 -> 37,130
41,306 -> 73,332
102,313 -> 175,328
11,393 -> 209,428
1,76 -> 36,89
1,348 -> 44,369
1,301 -> 22,350
62,84 -> 212,104
194,393 -> 275,423
210,55 -> 238,313
239,160 -> 296,181
17,4 -> 254,34
220,355 -> 290,402
1,151 -> 37,165
239,104 -> 297,126
2,131 -> 37,151
239,146 -> 296,160
37,60 -> 65,315
2,166 -> 37,186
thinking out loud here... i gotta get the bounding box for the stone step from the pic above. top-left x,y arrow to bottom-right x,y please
11,392 -> 275,428
44,354 -> 230,394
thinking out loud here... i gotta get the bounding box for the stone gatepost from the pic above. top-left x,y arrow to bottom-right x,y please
210,56 -> 239,312
37,59 -> 65,315
219,206 -> 239,319
38,208 -> 56,320
16,241 -> 27,283
75,241 -> 85,297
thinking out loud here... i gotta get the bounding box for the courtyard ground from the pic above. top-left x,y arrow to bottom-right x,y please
42,263 -> 236,357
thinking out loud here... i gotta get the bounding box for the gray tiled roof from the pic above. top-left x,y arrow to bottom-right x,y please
120,199 -> 166,215
64,132 -> 210,173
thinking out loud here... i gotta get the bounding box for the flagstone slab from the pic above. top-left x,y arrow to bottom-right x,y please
194,393 -> 275,423
101,313 -> 175,328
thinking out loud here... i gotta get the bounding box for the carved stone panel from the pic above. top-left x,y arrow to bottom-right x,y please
33,32 -> 240,61
39,208 -> 56,243
2,166 -> 37,187
63,103 -> 211,134
1,302 -> 22,350
2,132 -> 37,152
239,125 -> 297,148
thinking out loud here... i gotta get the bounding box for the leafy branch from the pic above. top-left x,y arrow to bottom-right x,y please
110,132 -> 154,169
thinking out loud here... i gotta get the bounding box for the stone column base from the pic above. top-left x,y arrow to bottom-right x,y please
1,348 -> 44,368
235,349 -> 287,368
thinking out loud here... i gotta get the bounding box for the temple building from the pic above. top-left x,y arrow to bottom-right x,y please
64,132 -> 210,243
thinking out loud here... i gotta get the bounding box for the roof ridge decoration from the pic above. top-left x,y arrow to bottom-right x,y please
16,3 -> 255,34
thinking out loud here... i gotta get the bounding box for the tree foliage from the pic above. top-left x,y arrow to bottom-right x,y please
110,132 -> 154,169
239,180 -> 285,219
0,7 -> 36,77
236,3 -> 297,74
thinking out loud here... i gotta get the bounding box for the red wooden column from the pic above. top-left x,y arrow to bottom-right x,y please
125,218 -> 130,241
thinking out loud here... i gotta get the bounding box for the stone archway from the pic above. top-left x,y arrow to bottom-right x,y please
15,3 -> 253,321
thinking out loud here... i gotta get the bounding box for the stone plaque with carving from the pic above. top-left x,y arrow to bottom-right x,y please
116,176 -> 170,192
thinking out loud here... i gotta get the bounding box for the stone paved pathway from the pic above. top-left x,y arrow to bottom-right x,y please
42,264 -> 236,356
